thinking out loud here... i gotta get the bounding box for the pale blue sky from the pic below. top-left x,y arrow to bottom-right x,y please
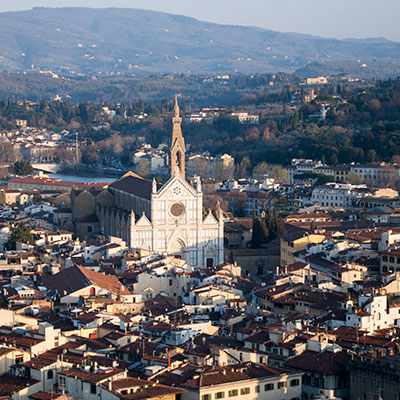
1,0 -> 400,41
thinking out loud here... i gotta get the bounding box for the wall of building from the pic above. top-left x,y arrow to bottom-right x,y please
181,374 -> 303,400
349,358 -> 400,400
280,235 -> 325,267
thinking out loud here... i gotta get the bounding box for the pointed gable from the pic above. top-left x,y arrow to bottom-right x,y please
203,211 -> 218,225
155,173 -> 198,199
136,213 -> 152,226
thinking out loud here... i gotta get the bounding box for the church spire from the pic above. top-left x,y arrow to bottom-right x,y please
174,94 -> 180,118
170,95 -> 185,179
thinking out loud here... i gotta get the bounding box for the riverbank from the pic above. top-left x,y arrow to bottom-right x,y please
59,164 -> 126,179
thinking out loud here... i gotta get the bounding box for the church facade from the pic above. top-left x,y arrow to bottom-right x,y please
97,97 -> 224,269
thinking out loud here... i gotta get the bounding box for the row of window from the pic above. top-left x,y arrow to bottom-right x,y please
381,266 -> 400,273
302,374 -> 324,388
201,379 -> 300,399
382,255 -> 400,264
250,343 -> 285,356
314,195 -> 344,201
319,202 -> 348,207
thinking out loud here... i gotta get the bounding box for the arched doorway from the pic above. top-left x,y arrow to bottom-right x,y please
170,238 -> 186,259
205,247 -> 216,268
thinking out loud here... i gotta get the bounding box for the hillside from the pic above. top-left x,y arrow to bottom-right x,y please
0,7 -> 399,75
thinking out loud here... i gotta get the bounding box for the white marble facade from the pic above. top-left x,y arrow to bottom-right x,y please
131,173 -> 224,268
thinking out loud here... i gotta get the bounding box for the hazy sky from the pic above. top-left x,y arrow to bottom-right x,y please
1,0 -> 400,42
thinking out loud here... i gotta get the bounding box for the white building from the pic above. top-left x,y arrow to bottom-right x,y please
305,76 -> 328,85
287,158 -> 334,184
131,256 -> 199,300
179,362 -> 303,400
350,162 -> 398,187
98,97 -> 224,269
346,294 -> 400,333
231,111 -> 259,124
311,183 -> 367,208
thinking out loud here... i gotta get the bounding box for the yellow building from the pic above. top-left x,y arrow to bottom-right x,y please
280,232 -> 325,267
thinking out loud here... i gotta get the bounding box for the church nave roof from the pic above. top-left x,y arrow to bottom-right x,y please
110,172 -> 160,200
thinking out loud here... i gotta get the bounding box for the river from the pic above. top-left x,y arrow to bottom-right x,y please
49,173 -> 116,183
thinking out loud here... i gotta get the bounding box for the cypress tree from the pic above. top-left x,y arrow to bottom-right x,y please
251,209 -> 269,248
265,208 -> 273,234
276,215 -> 286,236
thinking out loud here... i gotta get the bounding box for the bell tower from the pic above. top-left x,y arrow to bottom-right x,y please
169,95 -> 185,179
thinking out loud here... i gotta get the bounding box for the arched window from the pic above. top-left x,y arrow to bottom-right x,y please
176,151 -> 182,172
47,370 -> 54,379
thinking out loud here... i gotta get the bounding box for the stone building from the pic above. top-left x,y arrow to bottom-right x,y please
76,97 -> 224,269
349,354 -> 400,400
71,187 -> 113,241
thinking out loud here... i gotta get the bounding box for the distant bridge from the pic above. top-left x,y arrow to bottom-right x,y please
31,163 -> 64,174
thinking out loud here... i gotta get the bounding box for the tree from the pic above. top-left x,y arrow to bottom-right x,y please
231,195 -> 247,217
274,195 -> 291,217
346,172 -> 363,185
262,126 -> 275,141
12,160 -> 33,176
252,162 -> 289,183
135,158 -> 151,178
269,166 -> 289,183
187,158 -> 209,179
293,172 -> 334,185
81,148 -> 99,165
237,156 -> 252,178
251,210 -> 269,248
330,154 -> 339,166
203,195 -> 229,211
367,149 -> 377,163
275,212 -> 286,236
6,223 -> 34,250
245,127 -> 260,141
253,162 -> 269,177
262,207 -> 286,242
212,162 -> 234,181
32,192 -> 42,203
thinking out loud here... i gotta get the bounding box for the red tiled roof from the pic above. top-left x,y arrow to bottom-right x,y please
285,350 -> 348,375
9,177 -> 111,189
60,368 -> 124,384
245,330 -> 270,344
109,378 -> 186,400
182,362 -> 299,388
43,265 -> 130,297
0,374 -> 39,396
29,392 -> 70,400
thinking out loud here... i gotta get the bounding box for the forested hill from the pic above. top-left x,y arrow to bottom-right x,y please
0,7 -> 399,75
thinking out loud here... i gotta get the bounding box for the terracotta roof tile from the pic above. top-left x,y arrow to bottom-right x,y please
182,362 -> 298,388
43,265 -> 130,297
285,350 -> 348,375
